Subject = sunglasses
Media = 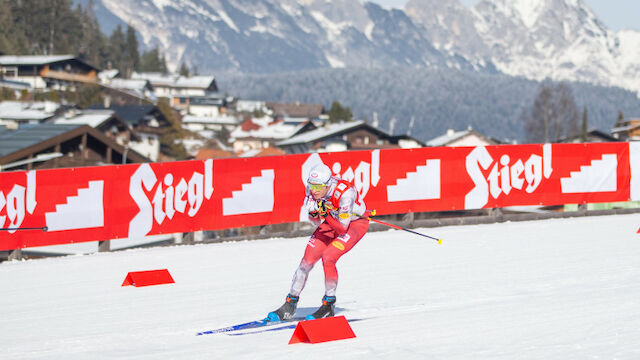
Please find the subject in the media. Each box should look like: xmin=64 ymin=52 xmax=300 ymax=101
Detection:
xmin=308 ymin=183 xmax=327 ymax=191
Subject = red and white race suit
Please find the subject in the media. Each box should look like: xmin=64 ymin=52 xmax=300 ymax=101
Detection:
xmin=289 ymin=176 xmax=369 ymax=297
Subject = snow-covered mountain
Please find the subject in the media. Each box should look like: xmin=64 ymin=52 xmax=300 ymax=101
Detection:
xmin=86 ymin=0 xmax=485 ymax=74
xmin=471 ymin=0 xmax=638 ymax=92
xmin=406 ymin=0 xmax=640 ymax=94
xmin=84 ymin=0 xmax=640 ymax=94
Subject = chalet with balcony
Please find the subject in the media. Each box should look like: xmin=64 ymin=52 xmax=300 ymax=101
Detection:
xmin=0 ymin=55 xmax=99 ymax=90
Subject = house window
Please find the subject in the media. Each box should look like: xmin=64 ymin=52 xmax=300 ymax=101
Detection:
xmin=2 ymin=67 xmax=18 ymax=77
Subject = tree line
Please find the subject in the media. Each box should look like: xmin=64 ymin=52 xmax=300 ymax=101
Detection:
xmin=0 ymin=0 xmax=167 ymax=76
xmin=217 ymin=67 xmax=640 ymax=143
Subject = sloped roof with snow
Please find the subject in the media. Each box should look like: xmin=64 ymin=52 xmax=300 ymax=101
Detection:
xmin=131 ymin=72 xmax=216 ymax=90
xmin=175 ymin=76 xmax=216 ymax=88
xmin=109 ymin=79 xmax=151 ymax=92
xmin=231 ymin=117 xmax=311 ymax=140
xmin=0 ymin=55 xmax=75 ymax=65
xmin=276 ymin=120 xmax=373 ymax=146
xmin=0 ymin=101 xmax=59 ymax=121
xmin=98 ymin=69 xmax=119 ymax=81
xmin=182 ymin=114 xmax=238 ymax=125
xmin=52 ymin=110 xmax=116 ymax=128
xmin=0 ymin=55 xmax=99 ymax=71
xmin=426 ymin=129 xmax=472 ymax=147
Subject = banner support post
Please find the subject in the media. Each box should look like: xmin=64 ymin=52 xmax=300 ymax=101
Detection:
xmin=8 ymin=248 xmax=22 ymax=261
xmin=98 ymin=240 xmax=111 ymax=252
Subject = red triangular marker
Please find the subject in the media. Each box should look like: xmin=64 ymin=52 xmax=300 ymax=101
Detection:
xmin=121 ymin=269 xmax=175 ymax=287
xmin=289 ymin=316 xmax=355 ymax=344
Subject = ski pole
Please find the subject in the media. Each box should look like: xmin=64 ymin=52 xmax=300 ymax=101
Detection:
xmin=0 ymin=226 xmax=48 ymax=232
xmin=365 ymin=211 xmax=442 ymax=244
xmin=338 ymin=208 xmax=442 ymax=244
xmin=322 ymin=201 xmax=442 ymax=244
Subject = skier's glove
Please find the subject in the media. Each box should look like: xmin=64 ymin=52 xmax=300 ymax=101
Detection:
xmin=316 ymin=200 xmax=329 ymax=218
xmin=307 ymin=200 xmax=320 ymax=218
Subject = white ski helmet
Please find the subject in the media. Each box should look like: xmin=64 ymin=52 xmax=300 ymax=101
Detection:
xmin=307 ymin=164 xmax=332 ymax=185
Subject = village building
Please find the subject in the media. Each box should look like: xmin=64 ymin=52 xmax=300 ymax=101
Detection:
xmin=51 ymin=109 xmax=138 ymax=147
xmin=234 ymin=100 xmax=268 ymax=114
xmin=106 ymin=78 xmax=156 ymax=101
xmin=130 ymin=72 xmax=218 ymax=110
xmin=557 ymin=129 xmax=619 ymax=143
xmin=231 ymin=116 xmax=316 ymax=155
xmin=266 ymin=102 xmax=326 ymax=125
xmin=0 ymin=101 xmax=61 ymax=128
xmin=181 ymin=114 xmax=238 ymax=135
xmin=87 ymin=104 xmax=167 ymax=161
xmin=0 ymin=55 xmax=99 ymax=91
xmin=276 ymin=120 xmax=424 ymax=154
xmin=611 ymin=119 xmax=640 ymax=141
xmin=426 ymin=127 xmax=498 ymax=147
xmin=0 ymin=123 xmax=148 ymax=171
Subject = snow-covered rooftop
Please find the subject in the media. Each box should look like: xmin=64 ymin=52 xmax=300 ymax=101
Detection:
xmin=276 ymin=120 xmax=367 ymax=146
xmin=0 ymin=101 xmax=59 ymax=121
xmin=131 ymin=72 xmax=215 ymax=89
xmin=108 ymin=79 xmax=150 ymax=92
xmin=175 ymin=76 xmax=215 ymax=88
xmin=131 ymin=72 xmax=178 ymax=86
xmin=426 ymin=129 xmax=471 ymax=147
xmin=98 ymin=69 xmax=120 ymax=81
xmin=182 ymin=115 xmax=238 ymax=125
xmin=231 ymin=117 xmax=309 ymax=140
xmin=52 ymin=110 xmax=116 ymax=128
xmin=0 ymin=55 xmax=75 ymax=65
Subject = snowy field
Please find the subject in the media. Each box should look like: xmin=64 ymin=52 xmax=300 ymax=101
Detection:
xmin=2 ymin=214 xmax=640 ymax=359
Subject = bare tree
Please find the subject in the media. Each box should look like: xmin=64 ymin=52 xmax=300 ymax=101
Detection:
xmin=521 ymin=82 xmax=579 ymax=143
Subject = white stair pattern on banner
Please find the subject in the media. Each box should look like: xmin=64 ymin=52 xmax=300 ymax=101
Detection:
xmin=631 ymin=143 xmax=640 ymax=201
xmin=387 ymin=159 xmax=440 ymax=202
xmin=45 ymin=181 xmax=104 ymax=231
xmin=222 ymin=169 xmax=275 ymax=215
xmin=560 ymin=154 xmax=617 ymax=193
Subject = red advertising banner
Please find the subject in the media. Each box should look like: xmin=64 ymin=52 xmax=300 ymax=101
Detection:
xmin=0 ymin=142 xmax=636 ymax=250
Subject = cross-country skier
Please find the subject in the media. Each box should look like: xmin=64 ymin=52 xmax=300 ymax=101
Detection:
xmin=267 ymin=163 xmax=370 ymax=321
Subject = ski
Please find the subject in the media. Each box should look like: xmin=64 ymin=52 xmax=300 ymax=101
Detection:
xmin=226 ymin=323 xmax=299 ymax=336
xmin=196 ymin=317 xmax=305 ymax=336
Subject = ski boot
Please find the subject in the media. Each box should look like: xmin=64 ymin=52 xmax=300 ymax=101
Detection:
xmin=266 ymin=294 xmax=299 ymax=321
xmin=305 ymin=295 xmax=336 ymax=320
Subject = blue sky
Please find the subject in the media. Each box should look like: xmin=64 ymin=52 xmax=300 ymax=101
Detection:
xmin=369 ymin=0 xmax=640 ymax=32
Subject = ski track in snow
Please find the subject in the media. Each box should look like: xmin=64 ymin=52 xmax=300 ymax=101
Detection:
xmin=1 ymin=214 xmax=640 ymax=359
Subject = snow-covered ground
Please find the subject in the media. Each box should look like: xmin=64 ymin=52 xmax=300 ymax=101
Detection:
xmin=2 ymin=214 xmax=639 ymax=359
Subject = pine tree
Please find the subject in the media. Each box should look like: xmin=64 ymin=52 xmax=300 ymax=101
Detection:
xmin=157 ymin=98 xmax=188 ymax=160
xmin=139 ymin=46 xmax=168 ymax=73
xmin=108 ymin=25 xmax=127 ymax=73
xmin=615 ymin=110 xmax=625 ymax=128
xmin=125 ymin=25 xmax=140 ymax=76
xmin=179 ymin=62 xmax=190 ymax=77
xmin=581 ymin=107 xmax=588 ymax=142
xmin=328 ymin=100 xmax=353 ymax=123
